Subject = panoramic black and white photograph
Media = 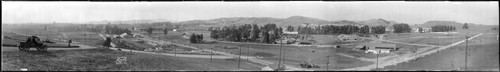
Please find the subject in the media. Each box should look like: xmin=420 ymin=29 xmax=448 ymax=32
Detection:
xmin=1 ymin=1 xmax=499 ymax=71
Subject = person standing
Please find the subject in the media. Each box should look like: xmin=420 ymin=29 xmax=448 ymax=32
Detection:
xmin=68 ymin=39 xmax=72 ymax=47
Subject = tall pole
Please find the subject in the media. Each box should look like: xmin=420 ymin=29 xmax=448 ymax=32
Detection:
xmin=326 ymin=55 xmax=330 ymax=71
xmin=376 ymin=50 xmax=380 ymax=71
xmin=238 ymin=47 xmax=242 ymax=70
xmin=465 ymin=32 xmax=468 ymax=71
xmin=84 ymin=34 xmax=87 ymax=44
xmin=247 ymin=45 xmax=250 ymax=60
xmin=174 ymin=47 xmax=177 ymax=57
xmin=211 ymin=48 xmax=213 ymax=63
xmin=278 ymin=35 xmax=283 ymax=71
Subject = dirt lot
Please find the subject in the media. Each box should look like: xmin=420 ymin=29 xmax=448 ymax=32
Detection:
xmin=1 ymin=48 xmax=262 ymax=71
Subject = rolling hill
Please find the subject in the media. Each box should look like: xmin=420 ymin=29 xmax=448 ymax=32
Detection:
xmin=175 ymin=16 xmax=335 ymax=27
xmin=356 ymin=18 xmax=398 ymax=27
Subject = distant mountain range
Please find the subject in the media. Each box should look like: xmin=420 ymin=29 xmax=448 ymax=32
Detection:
xmin=176 ymin=16 xmax=334 ymax=27
xmin=83 ymin=16 xmax=494 ymax=28
xmin=84 ymin=19 xmax=178 ymax=24
xmin=175 ymin=16 xmax=404 ymax=27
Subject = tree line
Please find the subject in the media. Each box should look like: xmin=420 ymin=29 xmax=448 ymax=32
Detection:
xmin=431 ymin=25 xmax=455 ymax=32
xmin=296 ymin=25 xmax=386 ymax=35
xmin=209 ymin=23 xmax=283 ymax=44
xmin=104 ymin=24 xmax=132 ymax=35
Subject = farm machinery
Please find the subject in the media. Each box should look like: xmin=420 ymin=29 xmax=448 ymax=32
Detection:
xmin=18 ymin=36 xmax=48 ymax=51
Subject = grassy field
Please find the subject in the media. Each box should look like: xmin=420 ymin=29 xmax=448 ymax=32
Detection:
xmin=1 ymin=48 xmax=262 ymax=71
xmin=143 ymin=30 xmax=379 ymax=70
xmin=309 ymin=35 xmax=372 ymax=45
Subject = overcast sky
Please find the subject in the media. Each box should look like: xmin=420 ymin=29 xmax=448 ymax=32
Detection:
xmin=2 ymin=2 xmax=498 ymax=25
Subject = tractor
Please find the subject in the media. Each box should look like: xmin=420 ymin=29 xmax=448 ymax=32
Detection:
xmin=18 ymin=36 xmax=48 ymax=51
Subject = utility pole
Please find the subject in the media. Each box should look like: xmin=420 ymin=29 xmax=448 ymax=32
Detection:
xmin=278 ymin=34 xmax=283 ymax=71
xmin=376 ymin=50 xmax=380 ymax=71
xmin=238 ymin=47 xmax=242 ymax=70
xmin=211 ymin=48 xmax=213 ymax=63
xmin=247 ymin=45 xmax=250 ymax=60
xmin=326 ymin=55 xmax=330 ymax=71
xmin=465 ymin=32 xmax=469 ymax=71
xmin=174 ymin=47 xmax=177 ymax=57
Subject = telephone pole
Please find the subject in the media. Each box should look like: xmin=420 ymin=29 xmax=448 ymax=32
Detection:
xmin=174 ymin=47 xmax=177 ymax=57
xmin=277 ymin=34 xmax=283 ymax=71
xmin=247 ymin=45 xmax=250 ymax=60
xmin=465 ymin=32 xmax=469 ymax=71
xmin=376 ymin=50 xmax=380 ymax=71
xmin=326 ymin=55 xmax=330 ymax=71
xmin=210 ymin=48 xmax=213 ymax=63
xmin=238 ymin=47 xmax=242 ymax=70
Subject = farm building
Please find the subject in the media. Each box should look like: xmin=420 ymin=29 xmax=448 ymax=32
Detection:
xmin=412 ymin=27 xmax=432 ymax=33
xmin=337 ymin=34 xmax=361 ymax=41
xmin=356 ymin=43 xmax=398 ymax=54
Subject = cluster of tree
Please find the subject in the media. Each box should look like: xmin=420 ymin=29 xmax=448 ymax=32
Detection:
xmin=145 ymin=27 xmax=154 ymax=35
xmin=163 ymin=28 xmax=170 ymax=35
xmin=297 ymin=25 xmax=372 ymax=35
xmin=103 ymin=37 xmax=112 ymax=48
xmin=104 ymin=24 xmax=132 ymax=35
xmin=462 ymin=23 xmax=469 ymax=29
xmin=371 ymin=26 xmax=386 ymax=34
xmin=189 ymin=34 xmax=204 ymax=43
xmin=392 ymin=23 xmax=412 ymax=33
xmin=286 ymin=25 xmax=295 ymax=31
xmin=418 ymin=27 xmax=424 ymax=33
xmin=431 ymin=25 xmax=456 ymax=32
xmin=209 ymin=23 xmax=283 ymax=44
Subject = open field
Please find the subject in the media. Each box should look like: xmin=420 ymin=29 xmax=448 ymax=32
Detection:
xmin=145 ymin=30 xmax=379 ymax=70
xmin=1 ymin=48 xmax=262 ymax=71
xmin=309 ymin=35 xmax=372 ymax=45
